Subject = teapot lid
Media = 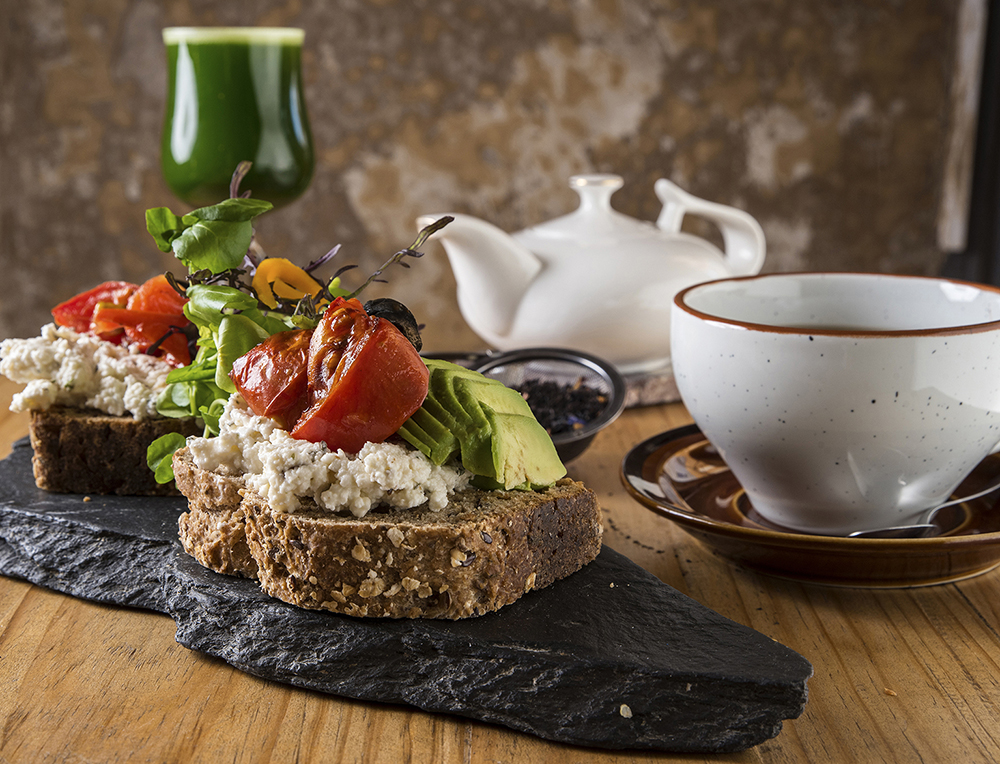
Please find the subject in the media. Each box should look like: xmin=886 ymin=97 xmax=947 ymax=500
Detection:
xmin=515 ymin=174 xmax=661 ymax=246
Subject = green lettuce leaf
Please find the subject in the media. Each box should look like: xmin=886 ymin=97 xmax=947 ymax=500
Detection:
xmin=145 ymin=208 xmax=184 ymax=253
xmin=147 ymin=432 xmax=189 ymax=484
xmin=171 ymin=219 xmax=254 ymax=274
xmin=183 ymin=284 xmax=260 ymax=327
xmin=215 ymin=314 xmax=272 ymax=393
xmin=200 ymin=397 xmax=227 ymax=435
xmin=163 ymin=363 xmax=217 ymax=383
xmin=145 ymin=198 xmax=273 ymax=274
xmin=184 ymin=197 xmax=273 ymax=222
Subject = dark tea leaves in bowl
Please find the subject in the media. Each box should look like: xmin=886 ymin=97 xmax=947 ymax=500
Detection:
xmin=517 ymin=377 xmax=608 ymax=435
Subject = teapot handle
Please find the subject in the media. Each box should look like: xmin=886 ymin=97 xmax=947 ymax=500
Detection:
xmin=654 ymin=179 xmax=765 ymax=276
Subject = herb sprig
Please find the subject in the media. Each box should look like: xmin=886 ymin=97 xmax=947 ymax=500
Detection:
xmin=347 ymin=215 xmax=453 ymax=299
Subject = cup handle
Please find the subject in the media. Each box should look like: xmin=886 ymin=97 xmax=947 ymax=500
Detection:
xmin=654 ymin=178 xmax=766 ymax=277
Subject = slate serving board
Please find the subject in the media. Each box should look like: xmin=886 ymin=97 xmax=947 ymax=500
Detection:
xmin=0 ymin=438 xmax=811 ymax=753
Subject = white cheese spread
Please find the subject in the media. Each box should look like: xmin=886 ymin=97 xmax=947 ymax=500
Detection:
xmin=0 ymin=323 xmax=172 ymax=419
xmin=188 ymin=394 xmax=471 ymax=517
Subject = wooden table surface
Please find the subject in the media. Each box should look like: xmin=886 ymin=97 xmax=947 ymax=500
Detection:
xmin=1 ymin=375 xmax=999 ymax=763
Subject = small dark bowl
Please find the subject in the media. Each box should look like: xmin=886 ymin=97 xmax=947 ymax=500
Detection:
xmin=471 ymin=348 xmax=627 ymax=462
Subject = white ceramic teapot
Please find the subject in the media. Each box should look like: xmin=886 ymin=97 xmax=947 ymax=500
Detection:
xmin=418 ymin=174 xmax=765 ymax=373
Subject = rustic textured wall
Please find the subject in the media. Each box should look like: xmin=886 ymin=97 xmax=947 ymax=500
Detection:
xmin=0 ymin=0 xmax=984 ymax=352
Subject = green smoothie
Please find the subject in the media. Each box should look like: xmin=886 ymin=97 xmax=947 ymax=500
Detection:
xmin=161 ymin=27 xmax=314 ymax=208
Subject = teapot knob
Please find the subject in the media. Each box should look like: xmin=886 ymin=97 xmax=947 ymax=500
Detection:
xmin=569 ymin=174 xmax=623 ymax=212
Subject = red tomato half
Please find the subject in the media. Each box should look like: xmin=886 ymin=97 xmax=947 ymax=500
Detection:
xmin=229 ymin=329 xmax=314 ymax=430
xmin=52 ymin=281 xmax=137 ymax=338
xmin=303 ymin=297 xmax=366 ymax=397
xmin=290 ymin=298 xmax=429 ymax=453
xmin=229 ymin=298 xmax=428 ymax=453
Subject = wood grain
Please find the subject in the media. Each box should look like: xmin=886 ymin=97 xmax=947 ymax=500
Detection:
xmin=1 ymin=375 xmax=999 ymax=763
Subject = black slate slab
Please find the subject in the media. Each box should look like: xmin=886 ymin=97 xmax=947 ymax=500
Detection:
xmin=0 ymin=438 xmax=811 ymax=752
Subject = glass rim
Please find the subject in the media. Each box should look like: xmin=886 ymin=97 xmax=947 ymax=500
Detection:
xmin=162 ymin=27 xmax=305 ymax=45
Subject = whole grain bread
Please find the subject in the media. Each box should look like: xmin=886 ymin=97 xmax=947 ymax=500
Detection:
xmin=29 ymin=407 xmax=202 ymax=496
xmin=173 ymin=447 xmax=603 ymax=619
xmin=173 ymin=456 xmax=256 ymax=578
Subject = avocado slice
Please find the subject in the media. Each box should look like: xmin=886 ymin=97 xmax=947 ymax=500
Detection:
xmin=396 ymin=417 xmax=436 ymax=461
xmin=427 ymin=361 xmax=478 ymax=433
xmin=448 ymin=375 xmax=503 ymax=478
xmin=417 ymin=392 xmax=496 ymax=478
xmin=482 ymin=403 xmax=566 ymax=489
xmin=398 ymin=398 xmax=459 ymax=464
xmin=455 ymin=376 xmax=534 ymax=416
xmin=452 ymin=375 xmax=553 ymax=485
xmin=398 ymin=358 xmax=565 ymax=490
xmin=399 ymin=360 xmax=496 ymax=478
xmin=399 ymin=407 xmax=459 ymax=465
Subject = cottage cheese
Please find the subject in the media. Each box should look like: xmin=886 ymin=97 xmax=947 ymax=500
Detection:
xmin=0 ymin=323 xmax=173 ymax=419
xmin=188 ymin=394 xmax=471 ymax=517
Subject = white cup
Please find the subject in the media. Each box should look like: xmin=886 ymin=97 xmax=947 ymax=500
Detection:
xmin=671 ymin=272 xmax=1000 ymax=535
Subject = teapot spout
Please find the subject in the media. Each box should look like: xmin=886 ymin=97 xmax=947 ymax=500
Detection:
xmin=416 ymin=213 xmax=542 ymax=344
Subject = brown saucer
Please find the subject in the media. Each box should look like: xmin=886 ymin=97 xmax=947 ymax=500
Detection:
xmin=621 ymin=425 xmax=1000 ymax=588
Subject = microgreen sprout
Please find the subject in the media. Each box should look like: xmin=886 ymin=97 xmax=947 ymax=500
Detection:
xmin=347 ymin=216 xmax=453 ymax=299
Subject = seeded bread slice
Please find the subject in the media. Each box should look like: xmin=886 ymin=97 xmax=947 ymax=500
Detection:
xmin=173 ymin=455 xmax=256 ymax=578
xmin=173 ymin=447 xmax=603 ymax=619
xmin=28 ymin=407 xmax=202 ymax=496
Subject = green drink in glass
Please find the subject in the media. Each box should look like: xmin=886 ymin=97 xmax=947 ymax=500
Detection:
xmin=161 ymin=27 xmax=314 ymax=208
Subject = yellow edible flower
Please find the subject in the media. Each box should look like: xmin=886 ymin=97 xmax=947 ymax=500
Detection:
xmin=252 ymin=258 xmax=326 ymax=309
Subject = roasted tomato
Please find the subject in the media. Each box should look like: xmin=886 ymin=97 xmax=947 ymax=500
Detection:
xmin=52 ymin=280 xmax=137 ymax=339
xmin=53 ymin=275 xmax=190 ymax=365
xmin=229 ymin=328 xmax=314 ymax=430
xmin=291 ymin=298 xmax=429 ymax=453
xmin=126 ymin=274 xmax=187 ymax=316
xmin=230 ymin=297 xmax=429 ymax=453
xmin=91 ymin=275 xmax=191 ymax=366
xmin=90 ymin=306 xmax=191 ymax=366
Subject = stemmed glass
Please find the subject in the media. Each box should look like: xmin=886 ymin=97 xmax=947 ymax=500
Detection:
xmin=160 ymin=27 xmax=314 ymax=209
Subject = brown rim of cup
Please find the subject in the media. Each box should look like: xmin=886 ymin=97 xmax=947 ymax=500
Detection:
xmin=673 ymin=271 xmax=1000 ymax=338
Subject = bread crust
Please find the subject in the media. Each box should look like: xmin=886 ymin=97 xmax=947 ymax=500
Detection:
xmin=29 ymin=407 xmax=202 ymax=496
xmin=173 ymin=447 xmax=603 ymax=619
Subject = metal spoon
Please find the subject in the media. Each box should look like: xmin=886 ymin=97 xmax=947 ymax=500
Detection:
xmin=847 ymin=474 xmax=1000 ymax=539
